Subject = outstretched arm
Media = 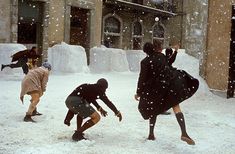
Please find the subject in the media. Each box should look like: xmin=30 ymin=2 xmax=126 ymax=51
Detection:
xmin=100 ymin=94 xmax=119 ymax=115
xmin=100 ymin=93 xmax=122 ymax=121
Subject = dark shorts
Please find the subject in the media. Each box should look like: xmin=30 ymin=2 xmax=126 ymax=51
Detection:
xmin=65 ymin=96 xmax=95 ymax=119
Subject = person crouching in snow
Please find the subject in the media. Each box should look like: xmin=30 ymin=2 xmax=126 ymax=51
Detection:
xmin=20 ymin=62 xmax=51 ymax=122
xmin=64 ymin=78 xmax=122 ymax=141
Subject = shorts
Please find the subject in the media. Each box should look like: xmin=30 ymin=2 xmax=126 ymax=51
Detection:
xmin=65 ymin=96 xmax=95 ymax=119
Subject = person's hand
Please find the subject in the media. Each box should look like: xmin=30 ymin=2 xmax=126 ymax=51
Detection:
xmin=116 ymin=111 xmax=122 ymax=122
xmin=134 ymin=94 xmax=140 ymax=101
xmin=98 ymin=107 xmax=108 ymax=117
xmin=173 ymin=44 xmax=180 ymax=52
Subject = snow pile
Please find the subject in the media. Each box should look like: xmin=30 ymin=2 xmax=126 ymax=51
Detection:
xmin=48 ymin=42 xmax=89 ymax=73
xmin=126 ymin=50 xmax=146 ymax=71
xmin=89 ymin=47 xmax=129 ymax=73
xmin=0 ymin=43 xmax=26 ymax=75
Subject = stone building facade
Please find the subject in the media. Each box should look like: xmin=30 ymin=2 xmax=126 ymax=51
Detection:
xmin=0 ymin=0 xmax=103 ymax=61
xmin=102 ymin=0 xmax=178 ymax=50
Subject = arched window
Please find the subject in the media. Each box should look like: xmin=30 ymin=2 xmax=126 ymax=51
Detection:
xmin=153 ymin=24 xmax=165 ymax=38
xmin=152 ymin=23 xmax=165 ymax=47
xmin=133 ymin=21 xmax=142 ymax=35
xmin=103 ymin=15 xmax=122 ymax=48
xmin=132 ymin=21 xmax=143 ymax=50
xmin=104 ymin=17 xmax=121 ymax=34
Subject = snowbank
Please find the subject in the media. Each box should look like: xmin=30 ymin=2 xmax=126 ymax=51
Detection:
xmin=48 ymin=42 xmax=89 ymax=73
xmin=0 ymin=43 xmax=27 ymax=76
xmin=89 ymin=47 xmax=129 ymax=73
xmin=126 ymin=50 xmax=146 ymax=71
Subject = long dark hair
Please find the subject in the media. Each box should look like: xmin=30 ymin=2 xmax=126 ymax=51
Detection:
xmin=143 ymin=42 xmax=154 ymax=55
xmin=165 ymin=48 xmax=173 ymax=58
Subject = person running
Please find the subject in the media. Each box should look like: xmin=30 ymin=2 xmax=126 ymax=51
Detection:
xmin=1 ymin=46 xmax=40 ymax=74
xmin=64 ymin=78 xmax=122 ymax=141
xmin=135 ymin=42 xmax=199 ymax=145
xmin=20 ymin=62 xmax=51 ymax=122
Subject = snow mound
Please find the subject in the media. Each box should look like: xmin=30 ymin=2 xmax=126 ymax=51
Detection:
xmin=48 ymin=42 xmax=89 ymax=73
xmin=126 ymin=50 xmax=146 ymax=71
xmin=89 ymin=47 xmax=129 ymax=73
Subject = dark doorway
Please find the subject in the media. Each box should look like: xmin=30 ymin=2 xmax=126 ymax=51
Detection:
xmin=70 ymin=7 xmax=90 ymax=60
xmin=18 ymin=0 xmax=43 ymax=48
xmin=227 ymin=5 xmax=235 ymax=98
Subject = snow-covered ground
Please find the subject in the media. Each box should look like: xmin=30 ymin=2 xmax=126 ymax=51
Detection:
xmin=0 ymin=45 xmax=235 ymax=154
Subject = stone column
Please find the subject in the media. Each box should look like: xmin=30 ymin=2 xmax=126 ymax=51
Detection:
xmin=41 ymin=1 xmax=50 ymax=61
xmin=10 ymin=0 xmax=18 ymax=43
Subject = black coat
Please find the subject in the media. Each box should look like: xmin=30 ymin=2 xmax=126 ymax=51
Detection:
xmin=69 ymin=83 xmax=119 ymax=114
xmin=136 ymin=52 xmax=199 ymax=119
xmin=11 ymin=49 xmax=40 ymax=62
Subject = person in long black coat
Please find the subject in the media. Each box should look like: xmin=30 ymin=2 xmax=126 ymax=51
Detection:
xmin=64 ymin=78 xmax=122 ymax=141
xmin=135 ymin=42 xmax=199 ymax=145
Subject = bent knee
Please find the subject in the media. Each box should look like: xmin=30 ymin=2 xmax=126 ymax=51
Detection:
xmin=91 ymin=112 xmax=101 ymax=124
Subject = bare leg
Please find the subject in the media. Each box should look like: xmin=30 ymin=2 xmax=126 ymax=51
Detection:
xmin=24 ymin=93 xmax=40 ymax=122
xmin=64 ymin=110 xmax=74 ymax=126
xmin=72 ymin=112 xmax=100 ymax=141
xmin=77 ymin=115 xmax=83 ymax=130
xmin=78 ymin=112 xmax=100 ymax=133
xmin=148 ymin=115 xmax=157 ymax=140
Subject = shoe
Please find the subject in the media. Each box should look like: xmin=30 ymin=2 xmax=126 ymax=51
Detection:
xmin=64 ymin=119 xmax=70 ymax=126
xmin=1 ymin=64 xmax=4 ymax=71
xmin=181 ymin=136 xmax=195 ymax=145
xmin=161 ymin=111 xmax=171 ymax=115
xmin=32 ymin=110 xmax=42 ymax=116
xmin=147 ymin=134 xmax=156 ymax=140
xmin=72 ymin=131 xmax=86 ymax=141
xmin=23 ymin=115 xmax=36 ymax=122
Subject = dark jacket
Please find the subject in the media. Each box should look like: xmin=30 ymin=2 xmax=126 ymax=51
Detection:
xmin=137 ymin=52 xmax=199 ymax=119
xmin=11 ymin=49 xmax=40 ymax=62
xmin=69 ymin=83 xmax=119 ymax=114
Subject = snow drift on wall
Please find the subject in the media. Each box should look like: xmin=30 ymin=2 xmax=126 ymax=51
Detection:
xmin=89 ymin=46 xmax=130 ymax=73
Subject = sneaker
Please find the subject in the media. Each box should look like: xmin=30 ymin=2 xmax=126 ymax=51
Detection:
xmin=64 ymin=120 xmax=70 ymax=126
xmin=181 ymin=136 xmax=195 ymax=145
xmin=72 ymin=131 xmax=86 ymax=141
xmin=1 ymin=64 xmax=4 ymax=71
xmin=147 ymin=134 xmax=156 ymax=140
xmin=23 ymin=115 xmax=36 ymax=122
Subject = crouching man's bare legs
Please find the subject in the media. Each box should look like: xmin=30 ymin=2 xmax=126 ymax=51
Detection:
xmin=172 ymin=104 xmax=195 ymax=145
xmin=72 ymin=111 xmax=100 ymax=141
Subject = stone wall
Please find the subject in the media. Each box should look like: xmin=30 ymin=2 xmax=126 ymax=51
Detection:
xmin=0 ymin=0 xmax=11 ymax=43
xmin=204 ymin=0 xmax=235 ymax=90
